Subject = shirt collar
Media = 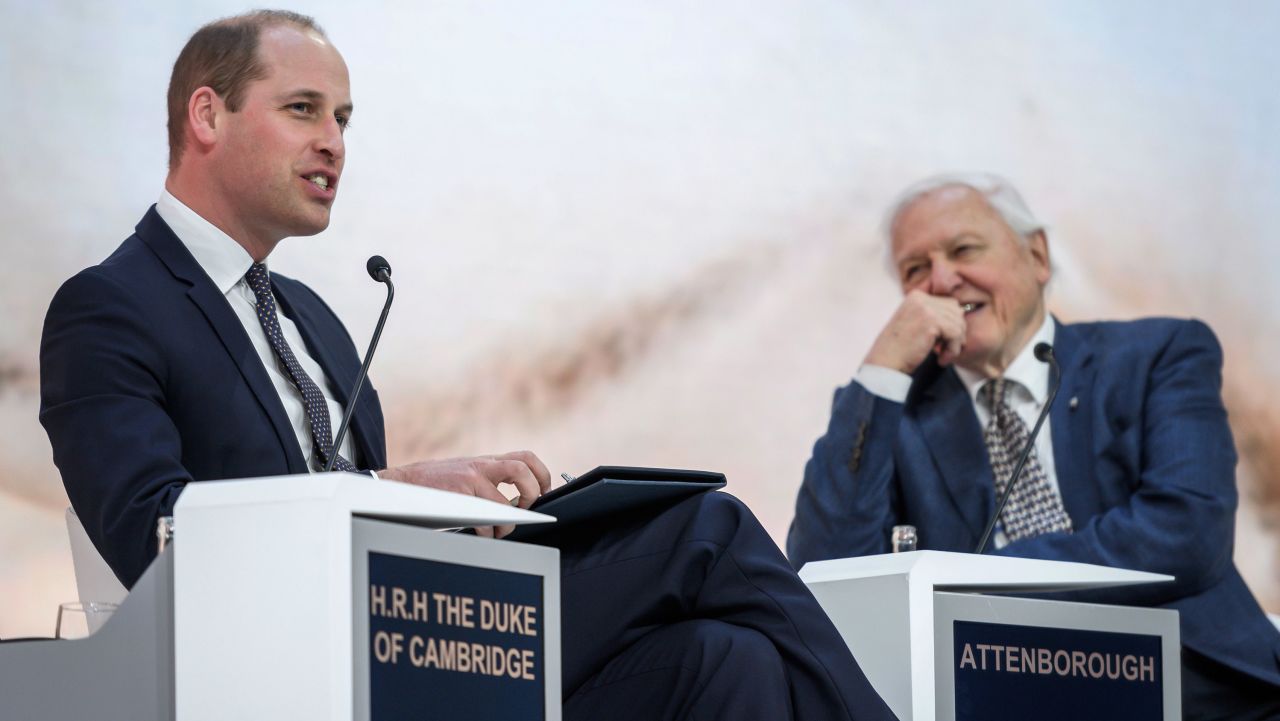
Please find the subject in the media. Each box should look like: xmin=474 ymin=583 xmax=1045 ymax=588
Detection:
xmin=955 ymin=314 xmax=1057 ymax=406
xmin=155 ymin=190 xmax=258 ymax=294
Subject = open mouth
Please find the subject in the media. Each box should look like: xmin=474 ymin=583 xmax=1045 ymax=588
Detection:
xmin=303 ymin=172 xmax=335 ymax=193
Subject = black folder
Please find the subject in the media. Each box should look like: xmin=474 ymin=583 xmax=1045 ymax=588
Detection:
xmin=505 ymin=466 xmax=727 ymax=542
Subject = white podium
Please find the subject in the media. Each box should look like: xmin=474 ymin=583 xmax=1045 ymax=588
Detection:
xmin=0 ymin=473 xmax=562 ymax=721
xmin=800 ymin=551 xmax=1181 ymax=721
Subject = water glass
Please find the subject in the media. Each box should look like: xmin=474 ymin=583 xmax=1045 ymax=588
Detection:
xmin=891 ymin=525 xmax=918 ymax=553
xmin=55 ymin=601 xmax=118 ymax=639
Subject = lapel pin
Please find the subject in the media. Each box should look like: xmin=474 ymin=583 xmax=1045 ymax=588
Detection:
xmin=1068 ymin=396 xmax=1079 ymax=411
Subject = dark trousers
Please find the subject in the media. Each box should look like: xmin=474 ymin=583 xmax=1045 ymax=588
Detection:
xmin=1182 ymin=647 xmax=1280 ymax=721
xmin=536 ymin=492 xmax=896 ymax=721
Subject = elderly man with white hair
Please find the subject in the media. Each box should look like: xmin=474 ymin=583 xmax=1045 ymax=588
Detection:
xmin=787 ymin=173 xmax=1280 ymax=720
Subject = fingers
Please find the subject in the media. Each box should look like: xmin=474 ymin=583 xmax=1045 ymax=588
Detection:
xmin=464 ymin=470 xmax=512 ymax=506
xmin=865 ymin=291 xmax=967 ymax=374
xmin=439 ymin=468 xmax=508 ymax=538
xmin=379 ymin=453 xmax=553 ymax=534
xmin=482 ymin=459 xmax=543 ymax=509
xmin=494 ymin=450 xmax=552 ymax=493
xmin=935 ymin=335 xmax=964 ymax=366
xmin=933 ymin=301 xmax=967 ymax=365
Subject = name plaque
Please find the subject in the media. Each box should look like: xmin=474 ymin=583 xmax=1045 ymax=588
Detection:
xmin=953 ymin=620 xmax=1162 ymax=721
xmin=367 ymin=551 xmax=545 ymax=720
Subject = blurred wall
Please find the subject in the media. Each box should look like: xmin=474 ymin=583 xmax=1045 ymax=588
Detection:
xmin=2 ymin=0 xmax=1277 ymax=637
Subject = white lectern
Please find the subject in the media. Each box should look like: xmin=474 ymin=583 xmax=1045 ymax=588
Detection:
xmin=0 ymin=473 xmax=561 ymax=721
xmin=800 ymin=551 xmax=1180 ymax=721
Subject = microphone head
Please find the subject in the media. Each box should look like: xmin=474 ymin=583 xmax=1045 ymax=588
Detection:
xmin=1033 ymin=342 xmax=1054 ymax=363
xmin=366 ymin=255 xmax=391 ymax=281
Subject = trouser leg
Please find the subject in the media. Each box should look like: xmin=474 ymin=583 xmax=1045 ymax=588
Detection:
xmin=563 ymin=619 xmax=791 ymax=721
xmin=539 ymin=492 xmax=895 ymax=721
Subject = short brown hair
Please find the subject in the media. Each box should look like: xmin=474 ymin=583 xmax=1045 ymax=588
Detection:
xmin=166 ymin=10 xmax=325 ymax=168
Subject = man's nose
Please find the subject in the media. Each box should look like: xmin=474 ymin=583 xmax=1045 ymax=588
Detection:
xmin=926 ymin=258 xmax=961 ymax=296
xmin=314 ymin=118 xmax=345 ymax=162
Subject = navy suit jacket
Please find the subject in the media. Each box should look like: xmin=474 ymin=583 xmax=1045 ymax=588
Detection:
xmin=788 ymin=317 xmax=1280 ymax=687
xmin=38 ymin=210 xmax=901 ymax=721
xmin=40 ymin=208 xmax=387 ymax=587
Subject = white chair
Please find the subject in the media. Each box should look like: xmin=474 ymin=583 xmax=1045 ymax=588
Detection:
xmin=64 ymin=507 xmax=127 ymax=605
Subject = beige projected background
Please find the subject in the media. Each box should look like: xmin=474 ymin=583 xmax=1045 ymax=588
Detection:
xmin=2 ymin=1 xmax=1277 ymax=637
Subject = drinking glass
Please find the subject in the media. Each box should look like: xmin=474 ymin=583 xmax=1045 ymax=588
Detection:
xmin=891 ymin=525 xmax=918 ymax=553
xmin=55 ymin=601 xmax=118 ymax=639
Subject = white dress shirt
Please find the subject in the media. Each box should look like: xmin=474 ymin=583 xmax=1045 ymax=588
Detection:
xmin=856 ymin=315 xmax=1061 ymax=548
xmin=155 ymin=190 xmax=359 ymax=471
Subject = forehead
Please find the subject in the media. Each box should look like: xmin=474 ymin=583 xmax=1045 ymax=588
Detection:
xmin=890 ymin=186 xmax=1008 ymax=260
xmin=253 ymin=25 xmax=351 ymax=100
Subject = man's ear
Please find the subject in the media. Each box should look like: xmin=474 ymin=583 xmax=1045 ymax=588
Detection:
xmin=186 ymin=86 xmax=223 ymax=150
xmin=1028 ymin=229 xmax=1052 ymax=285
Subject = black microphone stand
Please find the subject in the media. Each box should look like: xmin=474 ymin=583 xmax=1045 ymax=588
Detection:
xmin=326 ymin=257 xmax=394 ymax=472
xmin=973 ymin=343 xmax=1061 ymax=554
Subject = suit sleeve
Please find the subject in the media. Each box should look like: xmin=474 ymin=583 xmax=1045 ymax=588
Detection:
xmin=39 ymin=269 xmax=190 ymax=588
xmin=994 ymin=320 xmax=1239 ymax=605
xmin=787 ymin=381 xmax=905 ymax=567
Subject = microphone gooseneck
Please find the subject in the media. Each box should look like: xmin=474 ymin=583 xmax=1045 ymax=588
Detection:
xmin=326 ymin=255 xmax=396 ymax=472
xmin=972 ymin=342 xmax=1061 ymax=554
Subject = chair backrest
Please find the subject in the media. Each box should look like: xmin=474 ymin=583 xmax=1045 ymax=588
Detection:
xmin=64 ymin=508 xmax=127 ymax=605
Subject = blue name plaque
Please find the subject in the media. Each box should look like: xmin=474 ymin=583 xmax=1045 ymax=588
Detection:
xmin=367 ymin=551 xmax=545 ymax=720
xmin=953 ymin=620 xmax=1163 ymax=721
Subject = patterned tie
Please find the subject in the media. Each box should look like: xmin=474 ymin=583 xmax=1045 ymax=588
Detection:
xmin=979 ymin=378 xmax=1072 ymax=542
xmin=245 ymin=263 xmax=357 ymax=473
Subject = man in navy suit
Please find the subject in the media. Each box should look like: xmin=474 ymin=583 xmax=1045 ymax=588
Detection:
xmin=788 ymin=173 xmax=1280 ymax=719
xmin=39 ymin=11 xmax=893 ymax=721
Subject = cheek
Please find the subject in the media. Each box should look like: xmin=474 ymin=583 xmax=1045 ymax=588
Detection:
xmin=966 ymin=306 xmax=1008 ymax=344
xmin=968 ymin=315 xmax=997 ymax=340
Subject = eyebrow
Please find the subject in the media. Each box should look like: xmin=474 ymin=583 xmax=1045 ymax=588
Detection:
xmin=280 ymin=89 xmax=355 ymax=116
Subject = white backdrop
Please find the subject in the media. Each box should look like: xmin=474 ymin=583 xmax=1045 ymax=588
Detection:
xmin=2 ymin=0 xmax=1278 ymax=638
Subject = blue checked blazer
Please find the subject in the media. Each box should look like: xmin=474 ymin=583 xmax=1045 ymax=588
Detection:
xmin=789 ymin=317 xmax=1280 ymax=688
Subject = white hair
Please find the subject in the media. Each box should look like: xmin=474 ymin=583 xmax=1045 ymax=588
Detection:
xmin=880 ymin=172 xmax=1046 ymax=275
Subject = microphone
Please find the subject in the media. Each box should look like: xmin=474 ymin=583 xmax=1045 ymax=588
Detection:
xmin=972 ymin=342 xmax=1061 ymax=554
xmin=326 ymin=255 xmax=395 ymax=472
xmin=367 ymin=254 xmax=391 ymax=283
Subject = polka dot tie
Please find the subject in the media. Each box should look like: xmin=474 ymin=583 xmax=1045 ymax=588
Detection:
xmin=979 ymin=378 xmax=1073 ymax=543
xmin=245 ymin=263 xmax=356 ymax=473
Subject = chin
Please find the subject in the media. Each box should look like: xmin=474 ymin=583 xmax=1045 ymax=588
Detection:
xmin=289 ymin=214 xmax=332 ymax=237
xmin=954 ymin=345 xmax=996 ymax=372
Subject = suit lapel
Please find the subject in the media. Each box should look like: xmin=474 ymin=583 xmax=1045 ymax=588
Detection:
xmin=273 ymin=282 xmax=380 ymax=471
xmin=1048 ymin=320 xmax=1101 ymax=526
xmin=915 ymin=366 xmax=995 ymax=542
xmin=136 ymin=208 xmax=310 ymax=474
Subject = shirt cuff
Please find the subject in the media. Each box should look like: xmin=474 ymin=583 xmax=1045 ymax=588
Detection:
xmin=855 ymin=364 xmax=913 ymax=403
xmin=368 ymin=469 xmax=380 ymax=480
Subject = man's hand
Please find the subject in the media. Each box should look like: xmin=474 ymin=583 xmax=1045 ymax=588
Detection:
xmin=863 ymin=290 xmax=967 ymax=373
xmin=377 ymin=450 xmax=551 ymax=538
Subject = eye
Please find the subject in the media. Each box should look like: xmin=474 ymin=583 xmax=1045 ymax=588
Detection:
xmin=901 ymin=263 xmax=925 ymax=284
xmin=952 ymin=239 xmax=983 ymax=258
xmin=287 ymin=102 xmax=313 ymax=114
xmin=335 ymin=113 xmax=352 ymax=132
